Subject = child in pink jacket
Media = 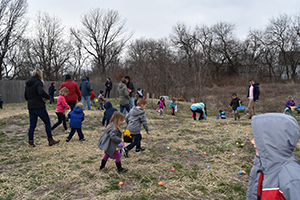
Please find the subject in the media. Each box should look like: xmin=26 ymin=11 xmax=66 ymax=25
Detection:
xmin=51 ymin=87 xmax=70 ymax=133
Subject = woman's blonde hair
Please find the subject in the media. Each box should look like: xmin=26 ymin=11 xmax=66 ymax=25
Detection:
xmin=32 ymin=69 xmax=44 ymax=83
xmin=288 ymin=95 xmax=293 ymax=99
xmin=109 ymin=111 xmax=125 ymax=128
xmin=59 ymin=87 xmax=69 ymax=95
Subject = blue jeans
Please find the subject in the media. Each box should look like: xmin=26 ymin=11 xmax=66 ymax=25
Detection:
xmin=98 ymin=103 xmax=104 ymax=110
xmin=28 ymin=108 xmax=52 ymax=142
xmin=67 ymin=128 xmax=84 ymax=140
xmin=126 ymin=133 xmax=142 ymax=151
xmin=129 ymin=97 xmax=134 ymax=109
xmin=120 ymin=104 xmax=130 ymax=116
xmin=82 ymin=96 xmax=91 ymax=110
xmin=49 ymin=95 xmax=54 ymax=105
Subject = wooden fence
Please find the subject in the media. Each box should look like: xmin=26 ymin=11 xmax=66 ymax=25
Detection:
xmin=0 ymin=80 xmax=142 ymax=104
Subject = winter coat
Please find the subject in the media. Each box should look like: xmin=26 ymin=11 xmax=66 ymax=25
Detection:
xmin=247 ymin=113 xmax=300 ymax=200
xmin=48 ymin=85 xmax=56 ymax=96
xmin=102 ymin=101 xmax=118 ymax=126
xmin=246 ymin=156 xmax=262 ymax=200
xmin=118 ymin=82 xmax=130 ymax=106
xmin=59 ymin=79 xmax=81 ymax=103
xmin=68 ymin=107 xmax=84 ymax=128
xmin=98 ymin=93 xmax=105 ymax=103
xmin=55 ymin=95 xmax=70 ymax=113
xmin=97 ymin=122 xmax=123 ymax=156
xmin=90 ymin=91 xmax=96 ymax=100
xmin=79 ymin=78 xmax=91 ymax=96
xmin=125 ymin=106 xmax=149 ymax=135
xmin=105 ymin=80 xmax=112 ymax=90
xmin=247 ymin=83 xmax=260 ymax=101
xmin=219 ymin=112 xmax=226 ymax=119
xmin=190 ymin=103 xmax=207 ymax=119
xmin=157 ymin=100 xmax=166 ymax=109
xmin=25 ymin=76 xmax=50 ymax=110
xmin=126 ymin=79 xmax=135 ymax=97
xmin=285 ymin=100 xmax=296 ymax=109
xmin=170 ymin=100 xmax=177 ymax=108
xmin=229 ymin=97 xmax=242 ymax=110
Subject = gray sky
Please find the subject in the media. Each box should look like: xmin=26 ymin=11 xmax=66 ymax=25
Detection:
xmin=27 ymin=0 xmax=300 ymax=40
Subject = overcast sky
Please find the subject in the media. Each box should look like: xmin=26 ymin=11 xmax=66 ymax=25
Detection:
xmin=26 ymin=0 xmax=299 ymax=40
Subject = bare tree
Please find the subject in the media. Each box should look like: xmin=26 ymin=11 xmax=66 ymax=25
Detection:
xmin=71 ymin=8 xmax=133 ymax=80
xmin=0 ymin=0 xmax=27 ymax=79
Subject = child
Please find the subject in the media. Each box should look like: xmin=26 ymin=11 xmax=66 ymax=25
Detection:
xmin=0 ymin=94 xmax=3 ymax=109
xmin=218 ymin=110 xmax=226 ymax=119
xmin=66 ymin=103 xmax=85 ymax=142
xmin=51 ymin=87 xmax=70 ymax=133
xmin=98 ymin=111 xmax=127 ymax=172
xmin=48 ymin=82 xmax=56 ymax=106
xmin=170 ymin=98 xmax=177 ymax=115
xmin=123 ymin=98 xmax=150 ymax=157
xmin=102 ymin=101 xmax=118 ymax=127
xmin=137 ymin=88 xmax=144 ymax=98
xmin=134 ymin=94 xmax=139 ymax=107
xmin=90 ymin=89 xmax=97 ymax=107
xmin=97 ymin=90 xmax=105 ymax=110
xmin=190 ymin=102 xmax=207 ymax=121
xmin=247 ymin=113 xmax=300 ymax=199
xmin=229 ymin=93 xmax=242 ymax=120
xmin=157 ymin=97 xmax=166 ymax=117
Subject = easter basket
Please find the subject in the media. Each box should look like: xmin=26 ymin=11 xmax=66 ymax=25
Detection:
xmin=123 ymin=129 xmax=133 ymax=143
xmin=236 ymin=102 xmax=246 ymax=113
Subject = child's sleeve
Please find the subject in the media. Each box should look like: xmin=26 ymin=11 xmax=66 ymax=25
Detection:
xmin=102 ymin=114 xmax=106 ymax=126
xmin=67 ymin=112 xmax=71 ymax=118
xmin=157 ymin=101 xmax=160 ymax=105
xmin=229 ymin=100 xmax=233 ymax=106
xmin=164 ymin=102 xmax=166 ymax=107
xmin=81 ymin=113 xmax=85 ymax=121
xmin=109 ymin=129 xmax=122 ymax=144
xmin=141 ymin=114 xmax=149 ymax=132
xmin=62 ymin=99 xmax=70 ymax=109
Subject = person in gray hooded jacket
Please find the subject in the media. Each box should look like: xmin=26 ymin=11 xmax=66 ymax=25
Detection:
xmin=117 ymin=78 xmax=130 ymax=116
xmin=247 ymin=113 xmax=300 ymax=200
xmin=123 ymin=98 xmax=150 ymax=157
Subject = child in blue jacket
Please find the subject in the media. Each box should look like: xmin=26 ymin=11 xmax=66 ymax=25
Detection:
xmin=170 ymin=98 xmax=177 ymax=115
xmin=66 ymin=103 xmax=85 ymax=142
xmin=102 ymin=101 xmax=118 ymax=127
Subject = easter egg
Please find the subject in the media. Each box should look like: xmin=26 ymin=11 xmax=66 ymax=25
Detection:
xmin=246 ymin=134 xmax=249 ymax=137
xmin=238 ymin=171 xmax=243 ymax=175
xmin=189 ymin=149 xmax=192 ymax=152
xmin=158 ymin=181 xmax=163 ymax=186
xmin=119 ymin=182 xmax=123 ymax=185
xmin=171 ymin=169 xmax=175 ymax=172
xmin=204 ymin=152 xmax=207 ymax=155
xmin=207 ymin=166 xmax=210 ymax=169
xmin=227 ymin=122 xmax=229 ymax=125
xmin=218 ymin=123 xmax=221 ymax=125
xmin=226 ymin=143 xmax=230 ymax=146
xmin=176 ymin=125 xmax=178 ymax=127
xmin=226 ymin=131 xmax=229 ymax=133
xmin=193 ymin=126 xmax=195 ymax=127
xmin=175 ymin=119 xmax=177 ymax=121
xmin=232 ymin=153 xmax=235 ymax=156
xmin=224 ymin=128 xmax=227 ymax=130
xmin=228 ymin=155 xmax=231 ymax=158
xmin=242 ymin=170 xmax=246 ymax=174
xmin=238 ymin=125 xmax=240 ymax=127
xmin=205 ymin=128 xmax=207 ymax=130
xmin=236 ymin=142 xmax=239 ymax=145
xmin=11 ymin=119 xmax=14 ymax=122
xmin=223 ymin=126 xmax=225 ymax=128
xmin=238 ymin=132 xmax=241 ymax=134
xmin=241 ymin=144 xmax=244 ymax=146
xmin=167 ymin=147 xmax=170 ymax=150
xmin=245 ymin=129 xmax=248 ymax=131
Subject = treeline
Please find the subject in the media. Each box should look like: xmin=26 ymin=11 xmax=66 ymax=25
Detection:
xmin=1 ymin=0 xmax=300 ymax=101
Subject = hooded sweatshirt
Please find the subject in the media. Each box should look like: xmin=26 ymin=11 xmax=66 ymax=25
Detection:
xmin=102 ymin=101 xmax=118 ymax=126
xmin=247 ymin=113 xmax=300 ymax=200
xmin=25 ymin=76 xmax=50 ymax=110
xmin=125 ymin=107 xmax=149 ymax=135
xmin=118 ymin=82 xmax=130 ymax=106
xmin=68 ymin=107 xmax=85 ymax=128
xmin=79 ymin=78 xmax=91 ymax=96
xmin=190 ymin=103 xmax=207 ymax=119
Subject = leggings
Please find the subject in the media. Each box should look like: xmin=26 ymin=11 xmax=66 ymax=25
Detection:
xmin=102 ymin=150 xmax=121 ymax=162
xmin=51 ymin=112 xmax=68 ymax=130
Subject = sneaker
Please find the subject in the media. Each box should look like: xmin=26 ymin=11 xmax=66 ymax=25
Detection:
xmin=123 ymin=148 xmax=129 ymax=158
xmin=65 ymin=130 xmax=70 ymax=134
xmin=66 ymin=138 xmax=70 ymax=142
xmin=238 ymin=116 xmax=240 ymax=120
xmin=234 ymin=118 xmax=237 ymax=121
xmin=118 ymin=168 xmax=128 ymax=173
xmin=80 ymin=138 xmax=86 ymax=142
xmin=135 ymin=148 xmax=145 ymax=153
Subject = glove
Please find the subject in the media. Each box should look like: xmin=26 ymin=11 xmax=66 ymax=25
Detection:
xmin=78 ymin=97 xmax=81 ymax=102
xmin=205 ymin=112 xmax=208 ymax=117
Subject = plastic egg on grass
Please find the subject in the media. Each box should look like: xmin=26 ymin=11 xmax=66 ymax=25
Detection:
xmin=238 ymin=171 xmax=243 ymax=175
xmin=241 ymin=144 xmax=244 ymax=146
xmin=119 ymin=182 xmax=123 ymax=185
xmin=218 ymin=123 xmax=221 ymax=125
xmin=176 ymin=125 xmax=178 ymax=127
xmin=228 ymin=155 xmax=231 ymax=158
xmin=238 ymin=132 xmax=241 ymax=134
xmin=226 ymin=143 xmax=230 ymax=146
xmin=232 ymin=153 xmax=235 ymax=156
xmin=171 ymin=169 xmax=175 ymax=172
xmin=246 ymin=134 xmax=249 ymax=137
xmin=167 ymin=147 xmax=170 ymax=150
xmin=236 ymin=142 xmax=239 ymax=145
xmin=207 ymin=166 xmax=210 ymax=169
xmin=205 ymin=128 xmax=207 ymax=130
xmin=204 ymin=152 xmax=207 ymax=155
xmin=226 ymin=131 xmax=229 ymax=133
xmin=223 ymin=126 xmax=225 ymax=128
xmin=158 ymin=181 xmax=163 ymax=186
xmin=224 ymin=128 xmax=227 ymax=130
xmin=242 ymin=170 xmax=246 ymax=174
xmin=238 ymin=125 xmax=240 ymax=127
xmin=189 ymin=149 xmax=192 ymax=152
xmin=227 ymin=122 xmax=229 ymax=125
xmin=245 ymin=129 xmax=248 ymax=131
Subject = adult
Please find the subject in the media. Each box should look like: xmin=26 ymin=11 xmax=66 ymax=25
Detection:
xmin=80 ymin=77 xmax=92 ymax=110
xmin=247 ymin=79 xmax=260 ymax=119
xmin=48 ymin=82 xmax=56 ymax=106
xmin=24 ymin=69 xmax=60 ymax=147
xmin=104 ymin=77 xmax=112 ymax=98
xmin=59 ymin=74 xmax=81 ymax=111
xmin=125 ymin=75 xmax=135 ymax=109
xmin=118 ymin=78 xmax=130 ymax=116
xmin=190 ymin=102 xmax=207 ymax=121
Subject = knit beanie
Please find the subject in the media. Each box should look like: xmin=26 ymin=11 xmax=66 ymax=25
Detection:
xmin=65 ymin=74 xmax=71 ymax=81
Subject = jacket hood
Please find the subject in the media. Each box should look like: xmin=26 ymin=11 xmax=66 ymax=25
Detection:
xmin=82 ymin=78 xmax=88 ymax=81
xmin=251 ymin=113 xmax=299 ymax=172
xmin=26 ymin=76 xmax=40 ymax=87
xmin=74 ymin=106 xmax=83 ymax=114
xmin=118 ymin=82 xmax=126 ymax=89
xmin=130 ymin=107 xmax=145 ymax=117
xmin=104 ymin=101 xmax=112 ymax=109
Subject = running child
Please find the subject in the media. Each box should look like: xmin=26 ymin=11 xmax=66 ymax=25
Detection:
xmin=66 ymin=103 xmax=85 ymax=142
xmin=157 ymin=97 xmax=166 ymax=117
xmin=170 ymin=98 xmax=177 ymax=115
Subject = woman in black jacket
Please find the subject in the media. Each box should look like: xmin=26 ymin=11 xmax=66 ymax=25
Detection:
xmin=25 ymin=69 xmax=60 ymax=147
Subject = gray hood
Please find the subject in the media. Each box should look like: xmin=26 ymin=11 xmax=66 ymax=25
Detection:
xmin=251 ymin=113 xmax=299 ymax=173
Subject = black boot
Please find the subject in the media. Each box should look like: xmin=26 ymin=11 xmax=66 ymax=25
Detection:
xmin=116 ymin=161 xmax=127 ymax=173
xmin=100 ymin=160 xmax=107 ymax=170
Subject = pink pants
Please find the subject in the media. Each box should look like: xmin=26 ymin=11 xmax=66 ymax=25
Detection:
xmin=102 ymin=150 xmax=121 ymax=162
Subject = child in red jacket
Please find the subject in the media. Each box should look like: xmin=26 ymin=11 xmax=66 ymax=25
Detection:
xmin=51 ymin=87 xmax=70 ymax=133
xmin=90 ymin=89 xmax=97 ymax=107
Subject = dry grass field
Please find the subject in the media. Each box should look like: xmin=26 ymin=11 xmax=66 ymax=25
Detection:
xmin=0 ymin=93 xmax=300 ymax=199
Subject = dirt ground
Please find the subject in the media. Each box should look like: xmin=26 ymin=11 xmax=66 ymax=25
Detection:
xmin=0 ymin=99 xmax=300 ymax=200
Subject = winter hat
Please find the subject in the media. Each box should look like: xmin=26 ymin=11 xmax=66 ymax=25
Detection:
xmin=124 ymin=75 xmax=130 ymax=81
xmin=191 ymin=106 xmax=197 ymax=111
xmin=99 ymin=89 xmax=104 ymax=94
xmin=65 ymin=74 xmax=71 ymax=81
